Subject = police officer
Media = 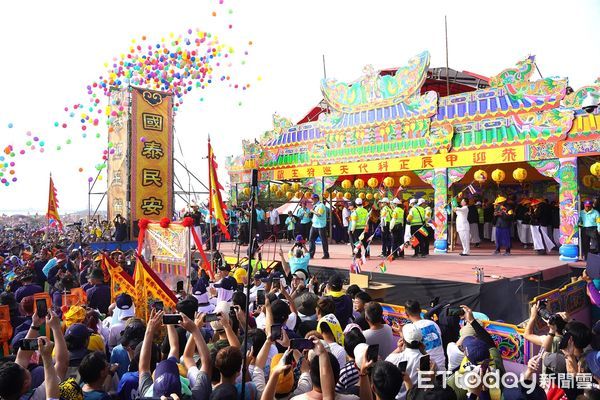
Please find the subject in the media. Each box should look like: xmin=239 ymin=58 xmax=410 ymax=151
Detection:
xmin=379 ymin=198 xmax=392 ymax=258
xmin=390 ymin=198 xmax=405 ymax=259
xmin=350 ymin=198 xmax=369 ymax=259
xmin=407 ymin=198 xmax=428 ymax=258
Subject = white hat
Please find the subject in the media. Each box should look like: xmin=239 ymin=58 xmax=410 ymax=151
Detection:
xmin=355 ymin=198 xmax=363 ymax=205
xmin=392 ymin=198 xmax=402 ymax=205
xmin=354 ymin=343 xmax=369 ymax=369
xmin=417 ymin=198 xmax=426 ymax=205
xmin=380 ymin=197 xmax=389 ymax=203
xmin=409 ymin=198 xmax=417 ymax=205
xmin=402 ymin=323 xmax=423 ymax=345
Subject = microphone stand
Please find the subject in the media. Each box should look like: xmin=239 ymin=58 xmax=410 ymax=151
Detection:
xmin=240 ymin=177 xmax=257 ymax=400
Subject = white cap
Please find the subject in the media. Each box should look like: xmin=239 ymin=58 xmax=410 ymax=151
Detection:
xmin=417 ymin=198 xmax=426 ymax=205
xmin=402 ymin=323 xmax=423 ymax=345
xmin=409 ymin=198 xmax=417 ymax=205
xmin=380 ymin=197 xmax=389 ymax=203
xmin=354 ymin=343 xmax=369 ymax=369
xmin=355 ymin=198 xmax=363 ymax=205
xmin=392 ymin=198 xmax=402 ymax=205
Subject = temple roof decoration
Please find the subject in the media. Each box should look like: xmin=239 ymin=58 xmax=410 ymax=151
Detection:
xmin=563 ymin=78 xmax=600 ymax=109
xmin=227 ymin=52 xmax=596 ymax=182
xmin=489 ymin=55 xmax=536 ymax=88
xmin=321 ymin=51 xmax=430 ymax=113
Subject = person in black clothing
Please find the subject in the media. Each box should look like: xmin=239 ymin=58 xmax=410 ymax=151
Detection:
xmin=483 ymin=199 xmax=494 ymax=241
xmin=530 ymin=199 xmax=555 ymax=255
xmin=113 ymin=214 xmax=128 ymax=242
xmin=352 ymin=291 xmax=371 ymax=330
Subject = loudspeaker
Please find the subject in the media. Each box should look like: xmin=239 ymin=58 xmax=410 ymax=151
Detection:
xmin=251 ymin=169 xmax=259 ymax=187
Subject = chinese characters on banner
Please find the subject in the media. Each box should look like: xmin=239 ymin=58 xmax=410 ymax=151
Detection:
xmin=107 ymin=89 xmax=130 ymax=222
xmin=260 ymin=146 xmax=527 ymax=180
xmin=130 ymin=88 xmax=173 ymax=225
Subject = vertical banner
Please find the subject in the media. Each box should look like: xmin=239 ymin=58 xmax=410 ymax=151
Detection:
xmin=107 ymin=89 xmax=130 ymax=223
xmin=130 ymin=88 xmax=174 ymax=230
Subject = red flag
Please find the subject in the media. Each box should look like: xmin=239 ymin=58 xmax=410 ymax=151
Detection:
xmin=208 ymin=140 xmax=230 ymax=240
xmin=46 ymin=175 xmax=63 ymax=230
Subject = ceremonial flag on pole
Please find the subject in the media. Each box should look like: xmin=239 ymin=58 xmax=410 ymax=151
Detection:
xmin=46 ymin=175 xmax=63 ymax=230
xmin=466 ymin=184 xmax=476 ymax=195
xmin=101 ymin=254 xmax=136 ymax=302
xmin=417 ymin=226 xmax=429 ymax=237
xmin=134 ymin=254 xmax=177 ymax=319
xmin=208 ymin=139 xmax=230 ymax=240
xmin=378 ymin=262 xmax=387 ymax=273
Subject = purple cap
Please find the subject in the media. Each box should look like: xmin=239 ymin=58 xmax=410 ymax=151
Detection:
xmin=115 ymin=293 xmax=133 ymax=310
xmin=153 ymin=357 xmax=182 ymax=397
xmin=584 ymin=200 xmax=593 ymax=206
xmin=65 ymin=323 xmax=93 ymax=340
xmin=462 ymin=336 xmax=490 ymax=364
xmin=214 ymin=276 xmax=236 ymax=290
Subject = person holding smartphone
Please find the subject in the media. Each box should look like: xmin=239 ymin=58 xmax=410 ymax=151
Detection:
xmin=385 ymin=324 xmax=425 ymax=399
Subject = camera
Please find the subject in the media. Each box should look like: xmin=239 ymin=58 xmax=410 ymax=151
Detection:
xmin=537 ymin=299 xmax=565 ymax=329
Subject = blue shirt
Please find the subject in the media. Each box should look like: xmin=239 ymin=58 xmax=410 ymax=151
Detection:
xmin=289 ymin=253 xmax=310 ymax=280
xmin=311 ymin=202 xmax=327 ymax=228
xmin=110 ymin=345 xmax=131 ymax=379
xmin=580 ymin=209 xmax=600 ymax=229
xmin=296 ymin=207 xmax=311 ymax=224
xmin=256 ymin=209 xmax=265 ymax=222
xmin=117 ymin=371 xmax=139 ymax=400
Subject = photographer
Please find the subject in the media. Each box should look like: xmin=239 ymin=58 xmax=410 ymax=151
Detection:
xmin=524 ymin=301 xmax=567 ymax=354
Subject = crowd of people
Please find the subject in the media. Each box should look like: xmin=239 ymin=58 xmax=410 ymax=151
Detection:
xmin=2 ymin=216 xmax=600 ymax=400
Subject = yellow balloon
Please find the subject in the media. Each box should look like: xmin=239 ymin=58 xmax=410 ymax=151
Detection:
xmin=383 ymin=177 xmax=395 ymax=188
xmin=243 ymin=187 xmax=251 ymax=196
xmin=286 ymin=191 xmax=293 ymax=200
xmin=337 ymin=192 xmax=344 ymax=200
xmin=281 ymin=183 xmax=290 ymax=192
xmin=344 ymin=192 xmax=352 ymax=200
xmin=591 ymin=162 xmax=600 ymax=177
xmin=291 ymin=182 xmax=300 ymax=191
xmin=295 ymin=191 xmax=303 ymax=199
xmin=358 ymin=192 xmax=366 ymax=199
xmin=374 ymin=192 xmax=381 ymax=200
xmin=270 ymin=184 xmax=279 ymax=193
xmin=341 ymin=179 xmax=352 ymax=189
xmin=367 ymin=177 xmax=379 ymax=188
xmin=582 ymin=175 xmax=594 ymax=188
xmin=491 ymin=169 xmax=506 ymax=183
xmin=474 ymin=170 xmax=488 ymax=183
xmin=399 ymin=175 xmax=411 ymax=187
xmin=366 ymin=193 xmax=374 ymax=200
xmin=304 ymin=191 xmax=313 ymax=199
xmin=512 ymin=168 xmax=527 ymax=182
xmin=323 ymin=191 xmax=330 ymax=199
xmin=354 ymin=178 xmax=365 ymax=189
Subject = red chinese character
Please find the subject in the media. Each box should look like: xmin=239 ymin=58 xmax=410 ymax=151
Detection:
xmin=339 ymin=165 xmax=349 ymax=175
xmin=276 ymin=170 xmax=284 ymax=180
xmin=445 ymin=154 xmax=458 ymax=166
xmin=358 ymin=163 xmax=368 ymax=173
xmin=378 ymin=161 xmax=389 ymax=172
xmin=472 ymin=151 xmax=487 ymax=164
xmin=323 ymin=166 xmax=332 ymax=175
xmin=292 ymin=169 xmax=299 ymax=178
xmin=421 ymin=157 xmax=433 ymax=168
xmin=307 ymin=168 xmax=315 ymax=177
xmin=502 ymin=148 xmax=517 ymax=162
xmin=398 ymin=159 xmax=409 ymax=170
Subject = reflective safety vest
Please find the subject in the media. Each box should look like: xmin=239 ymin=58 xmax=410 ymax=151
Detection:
xmin=380 ymin=206 xmax=392 ymax=224
xmin=390 ymin=206 xmax=404 ymax=230
xmin=408 ymin=206 xmax=425 ymax=226
xmin=352 ymin=207 xmax=368 ymax=229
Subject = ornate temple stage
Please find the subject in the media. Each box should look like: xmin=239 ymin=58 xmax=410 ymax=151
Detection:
xmin=219 ymin=241 xmax=583 ymax=324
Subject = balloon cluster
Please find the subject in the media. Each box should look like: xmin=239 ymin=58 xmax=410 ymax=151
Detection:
xmin=1 ymin=1 xmax=255 ymax=188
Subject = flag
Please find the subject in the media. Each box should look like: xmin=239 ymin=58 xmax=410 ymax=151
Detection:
xmin=46 ymin=175 xmax=63 ymax=230
xmin=417 ymin=226 xmax=429 ymax=237
xmin=386 ymin=254 xmax=394 ymax=263
xmin=379 ymin=262 xmax=387 ymax=273
xmin=378 ymin=184 xmax=386 ymax=197
xmin=350 ymin=260 xmax=362 ymax=274
xmin=102 ymin=254 xmax=136 ymax=302
xmin=466 ymin=184 xmax=476 ymax=195
xmin=134 ymin=254 xmax=177 ymax=319
xmin=208 ymin=139 xmax=231 ymax=240
xmin=410 ymin=236 xmax=420 ymax=247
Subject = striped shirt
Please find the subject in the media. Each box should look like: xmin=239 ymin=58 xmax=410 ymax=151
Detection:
xmin=336 ymin=360 xmax=359 ymax=392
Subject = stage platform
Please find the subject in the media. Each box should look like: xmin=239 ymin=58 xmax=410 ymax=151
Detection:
xmin=219 ymin=240 xmax=583 ymax=324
